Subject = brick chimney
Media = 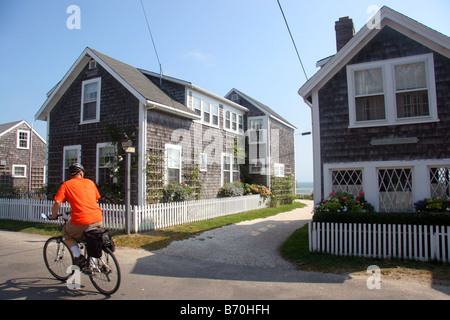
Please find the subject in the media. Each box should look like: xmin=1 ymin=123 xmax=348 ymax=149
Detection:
xmin=335 ymin=16 xmax=355 ymax=52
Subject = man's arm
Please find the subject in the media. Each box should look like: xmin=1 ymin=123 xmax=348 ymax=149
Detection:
xmin=52 ymin=201 xmax=61 ymax=220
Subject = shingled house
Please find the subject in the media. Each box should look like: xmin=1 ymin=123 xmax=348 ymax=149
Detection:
xmin=0 ymin=120 xmax=47 ymax=193
xmin=298 ymin=6 xmax=450 ymax=212
xmin=35 ymin=48 xmax=296 ymax=205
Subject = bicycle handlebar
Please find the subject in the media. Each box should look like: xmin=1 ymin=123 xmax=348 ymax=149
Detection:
xmin=41 ymin=212 xmax=71 ymax=221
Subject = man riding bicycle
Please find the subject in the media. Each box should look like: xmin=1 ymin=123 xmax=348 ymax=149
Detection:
xmin=51 ymin=163 xmax=103 ymax=268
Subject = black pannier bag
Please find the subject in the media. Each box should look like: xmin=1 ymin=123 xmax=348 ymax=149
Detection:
xmin=101 ymin=228 xmax=115 ymax=252
xmin=85 ymin=228 xmax=105 ymax=258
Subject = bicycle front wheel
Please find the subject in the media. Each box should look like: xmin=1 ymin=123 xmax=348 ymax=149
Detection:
xmin=43 ymin=236 xmax=74 ymax=281
xmin=88 ymin=248 xmax=121 ymax=295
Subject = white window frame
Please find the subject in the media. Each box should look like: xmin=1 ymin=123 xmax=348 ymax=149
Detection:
xmin=274 ymin=163 xmax=285 ymax=177
xmin=12 ymin=164 xmax=27 ymax=178
xmin=165 ymin=144 xmax=182 ymax=184
xmin=223 ymin=107 xmax=244 ymax=134
xmin=347 ymin=53 xmax=438 ymax=128
xmin=80 ymin=77 xmax=101 ymax=124
xmin=96 ymin=142 xmax=117 ymax=184
xmin=17 ymin=130 xmax=30 ymax=149
xmin=221 ymin=153 xmax=240 ymax=185
xmin=190 ymin=91 xmax=220 ymax=128
xmin=199 ymin=153 xmax=207 ymax=172
xmin=63 ymin=145 xmax=81 ymax=181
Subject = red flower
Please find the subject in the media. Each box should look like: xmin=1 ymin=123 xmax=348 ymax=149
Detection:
xmin=329 ymin=192 xmax=335 ymax=197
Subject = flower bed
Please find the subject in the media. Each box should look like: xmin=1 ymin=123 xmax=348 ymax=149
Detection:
xmin=314 ymin=192 xmax=374 ymax=214
xmin=414 ymin=197 xmax=450 ymax=213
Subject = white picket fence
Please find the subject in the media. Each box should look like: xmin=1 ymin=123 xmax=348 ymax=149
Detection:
xmin=309 ymin=222 xmax=450 ymax=263
xmin=0 ymin=195 xmax=266 ymax=232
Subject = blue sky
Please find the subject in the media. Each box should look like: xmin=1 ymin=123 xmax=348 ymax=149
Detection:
xmin=1 ymin=0 xmax=449 ymax=182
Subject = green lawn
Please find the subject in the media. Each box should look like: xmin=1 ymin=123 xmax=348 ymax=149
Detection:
xmin=280 ymin=224 xmax=450 ymax=283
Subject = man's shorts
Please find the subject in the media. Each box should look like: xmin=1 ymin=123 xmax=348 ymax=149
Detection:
xmin=62 ymin=221 xmax=103 ymax=243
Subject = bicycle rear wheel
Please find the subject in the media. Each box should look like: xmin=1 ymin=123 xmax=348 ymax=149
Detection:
xmin=43 ymin=236 xmax=74 ymax=281
xmin=88 ymin=248 xmax=121 ymax=295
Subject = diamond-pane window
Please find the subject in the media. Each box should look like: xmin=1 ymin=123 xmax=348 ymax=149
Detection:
xmin=331 ymin=169 xmax=363 ymax=195
xmin=430 ymin=167 xmax=450 ymax=198
xmin=378 ymin=168 xmax=413 ymax=212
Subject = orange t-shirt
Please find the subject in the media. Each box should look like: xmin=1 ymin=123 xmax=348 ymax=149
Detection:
xmin=54 ymin=177 xmax=103 ymax=226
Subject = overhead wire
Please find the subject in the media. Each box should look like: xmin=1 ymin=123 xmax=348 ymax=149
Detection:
xmin=140 ymin=0 xmax=163 ymax=86
xmin=276 ymin=0 xmax=309 ymax=81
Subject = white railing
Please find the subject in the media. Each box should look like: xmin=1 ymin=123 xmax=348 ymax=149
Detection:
xmin=309 ymin=222 xmax=450 ymax=263
xmin=0 ymin=195 xmax=266 ymax=232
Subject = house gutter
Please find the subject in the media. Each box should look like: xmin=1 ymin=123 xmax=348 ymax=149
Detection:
xmin=145 ymin=100 xmax=201 ymax=120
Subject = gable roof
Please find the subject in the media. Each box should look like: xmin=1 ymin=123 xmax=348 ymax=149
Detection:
xmin=35 ymin=47 xmax=199 ymax=122
xmin=0 ymin=120 xmax=46 ymax=143
xmin=226 ymin=88 xmax=297 ymax=130
xmin=298 ymin=6 xmax=450 ymax=101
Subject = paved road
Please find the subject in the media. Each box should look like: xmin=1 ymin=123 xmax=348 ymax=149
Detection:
xmin=0 ymin=200 xmax=449 ymax=303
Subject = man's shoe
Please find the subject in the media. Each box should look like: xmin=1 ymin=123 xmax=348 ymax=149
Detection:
xmin=73 ymin=255 xmax=87 ymax=269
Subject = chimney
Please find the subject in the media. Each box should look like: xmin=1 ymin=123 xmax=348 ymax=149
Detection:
xmin=335 ymin=16 xmax=355 ymax=52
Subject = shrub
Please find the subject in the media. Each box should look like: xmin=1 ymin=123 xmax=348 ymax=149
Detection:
xmin=218 ymin=181 xmax=244 ymax=198
xmin=244 ymin=184 xmax=271 ymax=199
xmin=162 ymin=182 xmax=194 ymax=202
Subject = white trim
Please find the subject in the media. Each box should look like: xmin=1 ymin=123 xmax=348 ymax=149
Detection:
xmin=311 ymin=89 xmax=322 ymax=205
xmin=138 ymin=101 xmax=147 ymax=205
xmin=80 ymin=77 xmax=101 ymax=124
xmin=12 ymin=164 xmax=27 ymax=178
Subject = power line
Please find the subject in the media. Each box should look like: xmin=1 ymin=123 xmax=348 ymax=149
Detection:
xmin=140 ymin=0 xmax=163 ymax=84
xmin=276 ymin=0 xmax=309 ymax=81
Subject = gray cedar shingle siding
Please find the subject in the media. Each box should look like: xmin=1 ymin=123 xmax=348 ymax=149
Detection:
xmin=318 ymin=27 xmax=450 ymax=166
xmin=147 ymin=108 xmax=242 ymax=199
xmin=0 ymin=121 xmax=46 ymax=191
xmin=47 ymin=60 xmax=140 ymax=199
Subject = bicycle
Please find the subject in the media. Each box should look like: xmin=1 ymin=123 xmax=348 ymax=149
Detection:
xmin=41 ymin=213 xmax=121 ymax=295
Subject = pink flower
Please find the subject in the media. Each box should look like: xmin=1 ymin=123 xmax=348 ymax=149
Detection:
xmin=329 ymin=192 xmax=335 ymax=197
xmin=356 ymin=201 xmax=360 ymax=204
xmin=360 ymin=191 xmax=365 ymax=195
xmin=342 ymin=197 xmax=347 ymax=200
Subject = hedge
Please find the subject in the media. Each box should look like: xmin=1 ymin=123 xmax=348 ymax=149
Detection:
xmin=312 ymin=211 xmax=450 ymax=226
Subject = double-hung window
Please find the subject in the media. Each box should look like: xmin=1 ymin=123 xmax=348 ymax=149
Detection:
xmin=354 ymin=67 xmax=386 ymax=122
xmin=166 ymin=144 xmax=182 ymax=184
xmin=395 ymin=61 xmax=429 ymax=118
xmin=347 ymin=53 xmax=437 ymax=127
xmin=81 ymin=78 xmax=101 ymax=124
xmin=63 ymin=145 xmax=81 ymax=181
xmin=191 ymin=92 xmax=219 ymax=127
xmin=222 ymin=153 xmax=239 ymax=185
xmin=17 ymin=130 xmax=30 ymax=149
xmin=224 ymin=108 xmax=244 ymax=134
xmin=97 ymin=142 xmax=116 ymax=184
